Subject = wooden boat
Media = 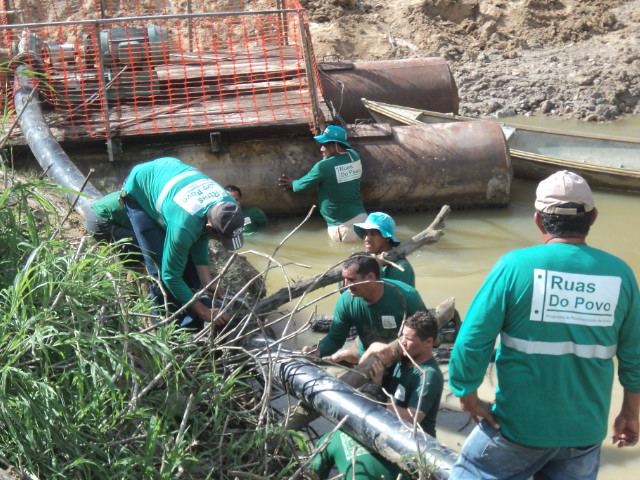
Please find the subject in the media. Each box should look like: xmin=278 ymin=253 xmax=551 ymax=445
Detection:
xmin=362 ymin=98 xmax=640 ymax=192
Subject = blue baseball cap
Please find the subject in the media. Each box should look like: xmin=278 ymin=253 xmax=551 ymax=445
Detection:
xmin=313 ymin=125 xmax=351 ymax=148
xmin=353 ymin=212 xmax=399 ymax=246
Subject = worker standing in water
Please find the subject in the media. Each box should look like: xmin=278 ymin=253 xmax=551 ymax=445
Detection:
xmin=278 ymin=125 xmax=367 ymax=242
xmin=353 ymin=211 xmax=415 ymax=286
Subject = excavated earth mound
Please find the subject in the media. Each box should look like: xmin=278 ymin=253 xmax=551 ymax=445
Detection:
xmin=302 ymin=0 xmax=640 ymax=120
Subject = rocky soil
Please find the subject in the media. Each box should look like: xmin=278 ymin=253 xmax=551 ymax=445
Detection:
xmin=302 ymin=0 xmax=640 ymax=121
xmin=11 ymin=0 xmax=638 ymax=121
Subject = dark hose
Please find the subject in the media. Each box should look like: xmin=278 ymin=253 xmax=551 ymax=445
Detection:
xmin=13 ymin=64 xmax=102 ymax=231
xmin=244 ymin=334 xmax=457 ymax=479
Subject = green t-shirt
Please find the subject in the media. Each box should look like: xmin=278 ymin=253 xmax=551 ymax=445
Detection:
xmin=449 ymin=243 xmax=640 ymax=447
xmin=319 ymin=279 xmax=426 ymax=357
xmin=388 ymin=357 xmax=443 ymax=437
xmin=242 ymin=206 xmax=270 ymax=235
xmin=123 ymin=157 xmax=237 ymax=305
xmin=310 ymin=430 xmax=410 ymax=480
xmin=91 ymin=191 xmax=132 ymax=229
xmin=381 ymin=257 xmax=415 ymax=287
xmin=292 ymin=149 xmax=366 ymax=226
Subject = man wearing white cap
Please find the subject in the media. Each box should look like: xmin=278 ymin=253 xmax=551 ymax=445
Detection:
xmin=123 ymin=157 xmax=244 ymax=330
xmin=278 ymin=125 xmax=367 ymax=242
xmin=354 ymin=211 xmax=415 ymax=286
xmin=448 ymin=171 xmax=640 ymax=479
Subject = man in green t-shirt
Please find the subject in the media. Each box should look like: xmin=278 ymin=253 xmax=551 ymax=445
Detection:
xmin=367 ymin=310 xmax=444 ymax=438
xmin=88 ymin=191 xmax=142 ymax=264
xmin=224 ymin=184 xmax=270 ymax=235
xmin=354 ymin=211 xmax=415 ymax=287
xmin=308 ymin=429 xmax=410 ymax=480
xmin=302 ymin=254 xmax=426 ymax=364
xmin=278 ymin=125 xmax=367 ymax=242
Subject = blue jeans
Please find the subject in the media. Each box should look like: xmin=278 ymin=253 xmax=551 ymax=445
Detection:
xmin=124 ymin=196 xmax=200 ymax=320
xmin=451 ymin=421 xmax=600 ymax=480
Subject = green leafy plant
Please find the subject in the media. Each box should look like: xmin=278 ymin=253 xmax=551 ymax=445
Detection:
xmin=0 ymin=177 xmax=304 ymax=479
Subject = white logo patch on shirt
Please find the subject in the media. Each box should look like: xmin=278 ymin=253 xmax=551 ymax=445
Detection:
xmin=173 ymin=179 xmax=226 ymax=215
xmin=334 ymin=160 xmax=362 ymax=183
xmin=530 ymin=269 xmax=620 ymax=326
xmin=339 ymin=433 xmax=366 ymax=462
xmin=394 ymin=384 xmax=406 ymax=402
xmin=381 ymin=315 xmax=397 ymax=329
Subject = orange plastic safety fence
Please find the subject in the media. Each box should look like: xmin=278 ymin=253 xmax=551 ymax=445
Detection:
xmin=1 ymin=0 xmax=325 ymax=141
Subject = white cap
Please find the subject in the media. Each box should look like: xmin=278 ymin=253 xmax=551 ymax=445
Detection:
xmin=535 ymin=170 xmax=594 ymax=215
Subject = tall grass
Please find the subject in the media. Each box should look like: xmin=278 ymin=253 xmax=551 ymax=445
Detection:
xmin=0 ymin=176 xmax=306 ymax=479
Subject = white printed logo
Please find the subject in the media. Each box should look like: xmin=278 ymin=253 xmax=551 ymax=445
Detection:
xmin=334 ymin=160 xmax=362 ymax=183
xmin=530 ymin=269 xmax=621 ymax=327
xmin=173 ymin=179 xmax=226 ymax=215
xmin=394 ymin=384 xmax=406 ymax=402
xmin=381 ymin=315 xmax=397 ymax=329
xmin=340 ymin=433 xmax=366 ymax=462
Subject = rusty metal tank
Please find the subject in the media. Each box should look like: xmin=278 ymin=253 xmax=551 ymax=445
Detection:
xmin=64 ymin=120 xmax=511 ymax=215
xmin=318 ymin=57 xmax=459 ymax=123
xmin=350 ymin=121 xmax=512 ymax=212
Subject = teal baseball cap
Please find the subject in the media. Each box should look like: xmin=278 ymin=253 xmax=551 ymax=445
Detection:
xmin=353 ymin=212 xmax=400 ymax=246
xmin=313 ymin=125 xmax=351 ymax=148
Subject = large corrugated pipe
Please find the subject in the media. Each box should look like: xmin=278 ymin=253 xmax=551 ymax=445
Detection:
xmin=244 ymin=334 xmax=457 ymax=479
xmin=13 ymin=64 xmax=102 ymax=231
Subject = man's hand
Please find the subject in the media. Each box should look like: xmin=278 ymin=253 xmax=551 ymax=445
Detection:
xmin=278 ymin=174 xmax=294 ymax=191
xmin=612 ymin=391 xmax=640 ymax=448
xmin=459 ymin=391 xmax=500 ymax=429
xmin=210 ymin=307 xmax=230 ymax=327
xmin=326 ymin=348 xmax=360 ymax=365
xmin=192 ymin=301 xmax=229 ymax=327
xmin=613 ymin=413 xmax=639 ymax=447
xmin=301 ymin=344 xmax=320 ymax=357
xmin=360 ymin=341 xmax=399 ymax=367
xmin=208 ymin=283 xmax=224 ymax=300
xmin=372 ymin=252 xmax=387 ymax=268
xmin=321 ymin=341 xmax=360 ymax=364
xmin=369 ymin=357 xmax=386 ymax=385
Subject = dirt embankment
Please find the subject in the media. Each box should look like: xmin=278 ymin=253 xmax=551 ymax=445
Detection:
xmin=302 ymin=0 xmax=640 ymax=121
xmin=9 ymin=0 xmax=638 ymax=121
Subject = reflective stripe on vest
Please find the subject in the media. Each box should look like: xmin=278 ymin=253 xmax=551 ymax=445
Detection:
xmin=501 ymin=332 xmax=617 ymax=360
xmin=155 ymin=170 xmax=200 ymax=218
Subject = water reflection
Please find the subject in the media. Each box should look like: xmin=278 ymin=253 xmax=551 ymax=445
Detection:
xmin=241 ymin=178 xmax=640 ymax=479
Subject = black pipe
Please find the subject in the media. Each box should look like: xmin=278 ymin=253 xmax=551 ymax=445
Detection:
xmin=13 ymin=65 xmax=102 ymax=231
xmin=245 ymin=335 xmax=457 ymax=479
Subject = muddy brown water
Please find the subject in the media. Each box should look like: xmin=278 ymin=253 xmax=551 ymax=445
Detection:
xmin=498 ymin=114 xmax=640 ymax=139
xmin=242 ymin=175 xmax=640 ymax=478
